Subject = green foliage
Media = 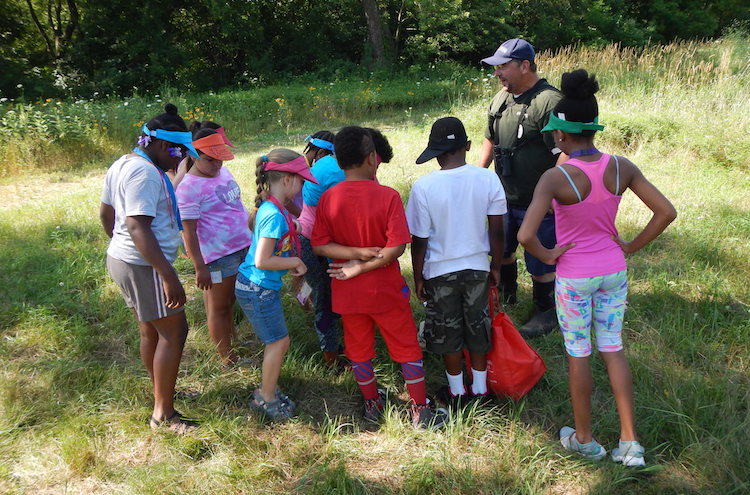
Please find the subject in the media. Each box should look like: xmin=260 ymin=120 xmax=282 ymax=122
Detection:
xmin=2 ymin=0 xmax=748 ymax=99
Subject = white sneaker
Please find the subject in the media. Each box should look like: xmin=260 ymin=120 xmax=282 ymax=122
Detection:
xmin=611 ymin=440 xmax=646 ymax=466
xmin=559 ymin=426 xmax=607 ymax=461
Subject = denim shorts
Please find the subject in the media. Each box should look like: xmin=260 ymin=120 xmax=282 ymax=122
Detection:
xmin=206 ymin=246 xmax=249 ymax=280
xmin=235 ymin=273 xmax=289 ymax=345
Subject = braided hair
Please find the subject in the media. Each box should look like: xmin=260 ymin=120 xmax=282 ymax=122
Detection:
xmin=303 ymin=130 xmax=335 ymax=156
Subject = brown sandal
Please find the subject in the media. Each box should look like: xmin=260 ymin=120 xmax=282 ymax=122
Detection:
xmin=149 ymin=410 xmax=199 ymax=435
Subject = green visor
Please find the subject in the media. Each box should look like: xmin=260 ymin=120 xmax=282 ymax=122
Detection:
xmin=541 ymin=112 xmax=605 ymax=134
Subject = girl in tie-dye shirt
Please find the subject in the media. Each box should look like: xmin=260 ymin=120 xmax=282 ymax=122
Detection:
xmin=176 ymin=127 xmax=252 ymax=365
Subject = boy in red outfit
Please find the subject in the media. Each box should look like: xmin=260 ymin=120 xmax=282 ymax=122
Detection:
xmin=312 ymin=126 xmax=447 ymax=429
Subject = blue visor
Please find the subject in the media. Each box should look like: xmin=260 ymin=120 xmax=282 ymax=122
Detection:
xmin=142 ymin=124 xmax=199 ymax=158
xmin=304 ymin=135 xmax=335 ymax=153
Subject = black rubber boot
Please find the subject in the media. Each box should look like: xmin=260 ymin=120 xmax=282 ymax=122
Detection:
xmin=519 ymin=280 xmax=557 ymax=339
xmin=499 ymin=262 xmax=518 ymax=305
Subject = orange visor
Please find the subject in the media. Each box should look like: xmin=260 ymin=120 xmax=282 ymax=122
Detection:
xmin=193 ymin=133 xmax=234 ymax=161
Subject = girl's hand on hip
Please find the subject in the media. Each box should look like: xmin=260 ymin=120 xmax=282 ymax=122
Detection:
xmin=543 ymin=242 xmax=576 ymax=265
xmin=612 ymin=235 xmax=634 ymax=254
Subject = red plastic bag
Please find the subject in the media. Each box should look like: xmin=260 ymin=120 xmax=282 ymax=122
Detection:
xmin=465 ymin=288 xmax=547 ymax=400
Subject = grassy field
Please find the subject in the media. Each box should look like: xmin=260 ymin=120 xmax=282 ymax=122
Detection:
xmin=1 ymin=37 xmax=749 ymax=494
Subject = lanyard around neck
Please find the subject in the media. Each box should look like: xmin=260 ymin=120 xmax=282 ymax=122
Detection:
xmin=132 ymin=148 xmax=183 ymax=231
xmin=265 ymin=195 xmax=300 ymax=257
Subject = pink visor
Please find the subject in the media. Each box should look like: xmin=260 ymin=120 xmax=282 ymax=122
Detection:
xmin=265 ymin=155 xmax=319 ymax=184
xmin=215 ymin=127 xmax=235 ymax=148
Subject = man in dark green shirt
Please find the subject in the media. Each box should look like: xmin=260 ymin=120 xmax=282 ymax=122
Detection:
xmin=478 ymin=38 xmax=565 ymax=338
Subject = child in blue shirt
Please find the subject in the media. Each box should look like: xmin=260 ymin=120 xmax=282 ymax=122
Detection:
xmin=235 ymin=148 xmax=319 ymax=421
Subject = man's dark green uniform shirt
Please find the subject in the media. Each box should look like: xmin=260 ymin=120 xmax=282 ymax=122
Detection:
xmin=485 ymin=79 xmax=562 ymax=206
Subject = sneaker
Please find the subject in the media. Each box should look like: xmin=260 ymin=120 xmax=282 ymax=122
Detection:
xmin=519 ymin=308 xmax=558 ymax=339
xmin=611 ymin=440 xmax=646 ymax=466
xmin=412 ymin=401 xmax=449 ymax=430
xmin=363 ymin=390 xmax=386 ymax=423
xmin=436 ymin=385 xmax=469 ymax=409
xmin=559 ymin=426 xmax=607 ymax=461
xmin=275 ymin=388 xmax=296 ymax=414
xmin=469 ymin=391 xmax=495 ymax=407
xmin=249 ymin=388 xmax=293 ymax=422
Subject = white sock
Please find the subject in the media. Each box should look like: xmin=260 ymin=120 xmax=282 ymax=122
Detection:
xmin=446 ymin=371 xmax=466 ymax=396
xmin=471 ymin=368 xmax=488 ymax=395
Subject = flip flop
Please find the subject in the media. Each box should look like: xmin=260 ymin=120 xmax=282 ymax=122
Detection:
xmin=149 ymin=410 xmax=199 ymax=435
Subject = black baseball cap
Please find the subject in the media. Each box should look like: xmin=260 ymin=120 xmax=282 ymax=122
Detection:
xmin=416 ymin=117 xmax=468 ymax=164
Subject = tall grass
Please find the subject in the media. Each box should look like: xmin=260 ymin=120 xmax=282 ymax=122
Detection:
xmin=0 ymin=35 xmax=749 ymax=494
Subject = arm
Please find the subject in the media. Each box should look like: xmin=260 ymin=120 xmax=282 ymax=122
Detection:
xmin=100 ymin=203 xmax=115 ymax=238
xmin=126 ymin=215 xmax=186 ymax=308
xmin=327 ymin=244 xmax=406 ymax=281
xmin=312 ymin=242 xmax=383 ymax=261
xmin=254 ymin=237 xmax=307 ymax=276
xmin=613 ymin=163 xmax=677 ymax=254
xmin=285 ymin=199 xmax=302 ymax=218
xmin=487 ymin=214 xmax=504 ymax=287
xmin=410 ymin=236 xmax=428 ymax=300
xmin=517 ymin=173 xmax=575 ymax=264
xmin=479 ymin=138 xmax=494 ymax=169
xmin=171 ymin=157 xmax=190 ymax=188
xmin=181 ymin=219 xmax=212 ymax=290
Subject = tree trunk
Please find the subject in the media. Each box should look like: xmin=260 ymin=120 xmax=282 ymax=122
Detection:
xmin=361 ymin=0 xmax=392 ymax=68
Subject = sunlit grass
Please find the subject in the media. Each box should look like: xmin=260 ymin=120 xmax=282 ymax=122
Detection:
xmin=0 ymin=36 xmax=749 ymax=493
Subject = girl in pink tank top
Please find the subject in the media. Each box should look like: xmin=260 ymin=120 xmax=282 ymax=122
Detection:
xmin=518 ymin=70 xmax=676 ymax=467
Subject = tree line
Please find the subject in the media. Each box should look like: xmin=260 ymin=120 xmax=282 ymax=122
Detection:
xmin=2 ymin=0 xmax=747 ymax=99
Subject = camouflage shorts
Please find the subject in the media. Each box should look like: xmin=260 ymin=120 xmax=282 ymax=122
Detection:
xmin=423 ymin=269 xmax=491 ymax=355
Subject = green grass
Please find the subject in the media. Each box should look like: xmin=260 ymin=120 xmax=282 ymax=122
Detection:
xmin=1 ymin=36 xmax=749 ymax=493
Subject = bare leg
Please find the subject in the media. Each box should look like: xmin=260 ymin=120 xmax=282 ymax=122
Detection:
xmin=601 ymin=350 xmax=637 ymax=442
xmin=150 ymin=311 xmax=189 ymax=420
xmin=567 ymin=354 xmax=594 ymax=444
xmin=204 ymin=274 xmax=238 ymax=365
xmin=133 ymin=308 xmax=157 ymax=384
xmin=443 ymin=351 xmax=463 ymax=375
xmin=260 ymin=336 xmax=290 ymax=402
xmin=469 ymin=352 xmax=487 ymax=371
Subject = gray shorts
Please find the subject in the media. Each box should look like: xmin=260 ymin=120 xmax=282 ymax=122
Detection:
xmin=423 ymin=269 xmax=492 ymax=355
xmin=106 ymin=255 xmax=184 ymax=322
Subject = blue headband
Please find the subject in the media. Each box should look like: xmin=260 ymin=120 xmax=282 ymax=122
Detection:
xmin=141 ymin=124 xmax=199 ymax=158
xmin=304 ymin=135 xmax=335 ymax=153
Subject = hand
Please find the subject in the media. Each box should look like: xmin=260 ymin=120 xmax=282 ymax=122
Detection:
xmin=195 ymin=265 xmax=213 ymax=291
xmin=612 ymin=235 xmax=634 ymax=254
xmin=415 ymin=279 xmax=427 ymax=301
xmin=328 ymin=260 xmax=364 ymax=280
xmin=289 ymin=257 xmax=307 ymax=277
xmin=176 ymin=157 xmax=189 ymax=175
xmin=355 ymin=247 xmax=383 ymax=261
xmin=542 ymin=242 xmax=576 ymax=265
xmin=489 ymin=266 xmax=501 ymax=288
xmin=292 ymin=218 xmax=301 ymax=233
xmin=162 ymin=271 xmax=186 ymax=309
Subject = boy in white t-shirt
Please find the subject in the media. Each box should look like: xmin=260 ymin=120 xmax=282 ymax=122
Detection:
xmin=406 ymin=117 xmax=507 ymax=405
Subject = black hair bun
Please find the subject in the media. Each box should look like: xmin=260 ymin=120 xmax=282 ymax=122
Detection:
xmin=164 ymin=103 xmax=179 ymax=115
xmin=561 ymin=69 xmax=599 ymax=100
